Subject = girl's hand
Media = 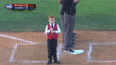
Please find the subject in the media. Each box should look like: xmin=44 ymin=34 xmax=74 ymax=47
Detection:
xmin=50 ymin=28 xmax=53 ymax=31
xmin=51 ymin=30 xmax=55 ymax=34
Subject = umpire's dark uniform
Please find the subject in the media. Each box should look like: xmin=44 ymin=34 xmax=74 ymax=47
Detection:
xmin=60 ymin=0 xmax=76 ymax=51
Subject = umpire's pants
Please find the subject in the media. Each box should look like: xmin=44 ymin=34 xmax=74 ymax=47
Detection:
xmin=63 ymin=13 xmax=75 ymax=51
xmin=60 ymin=4 xmax=75 ymax=50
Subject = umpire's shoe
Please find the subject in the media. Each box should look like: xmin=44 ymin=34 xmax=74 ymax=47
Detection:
xmin=68 ymin=49 xmax=75 ymax=54
xmin=73 ymin=33 xmax=77 ymax=35
xmin=71 ymin=40 xmax=75 ymax=45
xmin=72 ymin=35 xmax=76 ymax=39
xmin=47 ymin=60 xmax=52 ymax=64
xmin=71 ymin=45 xmax=74 ymax=48
xmin=54 ymin=60 xmax=61 ymax=64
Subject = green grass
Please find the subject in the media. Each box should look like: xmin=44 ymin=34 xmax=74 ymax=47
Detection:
xmin=75 ymin=0 xmax=116 ymax=30
xmin=0 ymin=0 xmax=116 ymax=31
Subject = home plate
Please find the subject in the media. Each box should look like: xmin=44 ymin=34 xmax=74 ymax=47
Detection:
xmin=72 ymin=50 xmax=84 ymax=55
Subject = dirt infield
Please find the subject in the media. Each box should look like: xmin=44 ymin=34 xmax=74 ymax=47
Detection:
xmin=0 ymin=30 xmax=116 ymax=65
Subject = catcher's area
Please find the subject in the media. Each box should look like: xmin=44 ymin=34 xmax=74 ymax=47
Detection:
xmin=0 ymin=30 xmax=116 ymax=65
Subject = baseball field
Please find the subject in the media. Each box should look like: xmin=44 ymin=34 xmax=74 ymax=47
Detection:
xmin=0 ymin=0 xmax=116 ymax=65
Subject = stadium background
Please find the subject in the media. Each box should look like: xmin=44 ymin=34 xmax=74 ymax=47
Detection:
xmin=0 ymin=0 xmax=116 ymax=65
xmin=0 ymin=0 xmax=116 ymax=31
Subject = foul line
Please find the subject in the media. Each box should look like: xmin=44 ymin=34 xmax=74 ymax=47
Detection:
xmin=0 ymin=34 xmax=36 ymax=44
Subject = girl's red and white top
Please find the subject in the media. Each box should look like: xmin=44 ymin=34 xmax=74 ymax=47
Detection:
xmin=45 ymin=23 xmax=61 ymax=39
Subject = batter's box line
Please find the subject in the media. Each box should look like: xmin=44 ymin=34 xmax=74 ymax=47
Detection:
xmin=88 ymin=60 xmax=116 ymax=63
xmin=9 ymin=43 xmax=62 ymax=63
xmin=87 ymin=43 xmax=116 ymax=63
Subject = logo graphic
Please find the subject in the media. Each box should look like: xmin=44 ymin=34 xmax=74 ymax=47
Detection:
xmin=4 ymin=4 xmax=13 ymax=10
xmin=4 ymin=4 xmax=36 ymax=11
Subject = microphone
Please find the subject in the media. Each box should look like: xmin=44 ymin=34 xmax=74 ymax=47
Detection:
xmin=51 ymin=24 xmax=53 ymax=34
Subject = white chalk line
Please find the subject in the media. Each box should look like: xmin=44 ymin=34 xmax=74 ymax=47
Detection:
xmin=13 ymin=60 xmax=47 ymax=63
xmin=17 ymin=43 xmax=47 ymax=45
xmin=87 ymin=43 xmax=116 ymax=63
xmin=0 ymin=34 xmax=36 ymax=44
xmin=57 ymin=44 xmax=62 ymax=60
xmin=9 ymin=43 xmax=62 ymax=63
xmin=89 ymin=60 xmax=116 ymax=63
xmin=87 ymin=44 xmax=92 ymax=62
xmin=9 ymin=44 xmax=17 ymax=62
xmin=89 ymin=43 xmax=116 ymax=45
xmin=0 ymin=34 xmax=62 ymax=63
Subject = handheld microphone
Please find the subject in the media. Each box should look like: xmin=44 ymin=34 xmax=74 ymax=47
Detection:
xmin=51 ymin=24 xmax=53 ymax=34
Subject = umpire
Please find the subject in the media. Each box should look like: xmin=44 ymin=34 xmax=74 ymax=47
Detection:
xmin=59 ymin=0 xmax=80 ymax=54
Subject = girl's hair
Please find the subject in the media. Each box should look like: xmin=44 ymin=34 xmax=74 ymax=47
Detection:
xmin=48 ymin=15 xmax=55 ymax=20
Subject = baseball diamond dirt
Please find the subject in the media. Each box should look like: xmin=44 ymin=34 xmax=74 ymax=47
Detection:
xmin=0 ymin=30 xmax=116 ymax=65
